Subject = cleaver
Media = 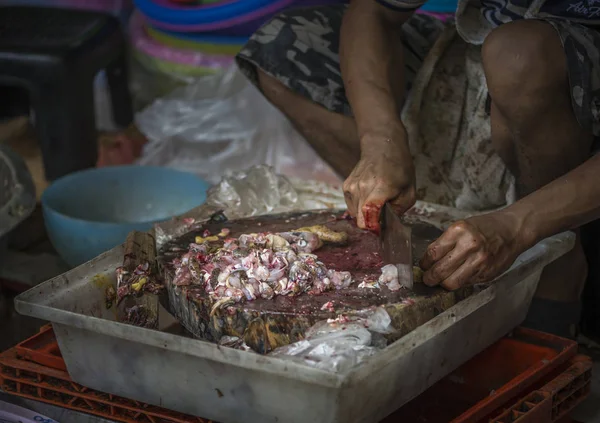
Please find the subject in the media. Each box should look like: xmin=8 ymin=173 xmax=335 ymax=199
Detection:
xmin=380 ymin=203 xmax=414 ymax=289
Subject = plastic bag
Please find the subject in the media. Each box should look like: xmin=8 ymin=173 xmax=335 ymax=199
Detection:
xmin=0 ymin=144 xmax=36 ymax=241
xmin=270 ymin=329 xmax=376 ymax=373
xmin=270 ymin=306 xmax=394 ymax=373
xmin=205 ymin=165 xmax=299 ymax=216
xmin=154 ymin=165 xmax=346 ymax=249
xmin=135 ymin=65 xmax=341 ymax=185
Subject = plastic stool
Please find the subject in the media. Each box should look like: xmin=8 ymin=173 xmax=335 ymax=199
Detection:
xmin=0 ymin=6 xmax=134 ymax=180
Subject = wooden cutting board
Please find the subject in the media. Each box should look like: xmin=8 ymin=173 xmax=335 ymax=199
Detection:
xmin=158 ymin=210 xmax=473 ymax=353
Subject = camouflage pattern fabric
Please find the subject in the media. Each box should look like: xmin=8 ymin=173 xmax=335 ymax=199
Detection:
xmin=236 ymin=6 xmax=446 ymax=117
xmin=237 ymin=5 xmax=600 ymax=141
xmin=547 ymin=19 xmax=600 ymax=140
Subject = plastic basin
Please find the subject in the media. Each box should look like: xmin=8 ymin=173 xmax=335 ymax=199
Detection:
xmin=41 ymin=166 xmax=209 ymax=267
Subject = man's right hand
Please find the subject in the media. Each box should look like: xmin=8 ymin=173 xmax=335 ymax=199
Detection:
xmin=339 ymin=0 xmax=416 ymax=231
xmin=342 ymin=131 xmax=416 ymax=232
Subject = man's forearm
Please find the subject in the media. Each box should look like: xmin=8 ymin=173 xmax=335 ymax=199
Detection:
xmin=507 ymin=154 xmax=600 ymax=247
xmin=340 ymin=1 xmax=411 ymax=145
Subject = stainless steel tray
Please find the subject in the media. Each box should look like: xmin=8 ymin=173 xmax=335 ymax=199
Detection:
xmin=15 ymin=212 xmax=575 ymax=423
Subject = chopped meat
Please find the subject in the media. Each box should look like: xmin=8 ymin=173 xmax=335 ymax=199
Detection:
xmin=124 ymin=305 xmax=157 ymax=328
xmin=358 ymin=280 xmax=380 ymax=289
xmin=327 ymin=314 xmax=350 ymax=324
xmin=358 ymin=265 xmax=422 ymax=291
xmin=170 ymin=228 xmax=351 ymax=314
xmin=294 ymin=225 xmax=348 ymax=244
xmin=379 ymin=264 xmax=401 ymax=291
xmin=321 ymin=301 xmax=336 ymax=313
xmin=115 ymin=261 xmax=164 ymax=303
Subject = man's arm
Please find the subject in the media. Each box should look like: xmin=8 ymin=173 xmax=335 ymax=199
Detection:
xmin=511 ymin=154 xmax=600 ymax=244
xmin=341 ymin=0 xmax=422 ymax=230
xmin=420 ymin=155 xmax=600 ymax=290
xmin=340 ymin=1 xmax=410 ymax=139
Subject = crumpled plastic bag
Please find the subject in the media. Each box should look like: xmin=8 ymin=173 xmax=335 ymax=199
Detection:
xmin=270 ymin=329 xmax=376 ymax=373
xmin=154 ymin=165 xmax=346 ymax=249
xmin=206 ymin=165 xmax=299 ymax=217
xmin=135 ymin=65 xmax=340 ymax=185
xmin=206 ymin=165 xmax=347 ymax=217
xmin=0 ymin=144 xmax=36 ymax=241
xmin=269 ymin=307 xmax=394 ymax=373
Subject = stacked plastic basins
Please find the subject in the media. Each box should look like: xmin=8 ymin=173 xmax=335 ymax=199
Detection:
xmin=131 ymin=0 xmax=348 ymax=78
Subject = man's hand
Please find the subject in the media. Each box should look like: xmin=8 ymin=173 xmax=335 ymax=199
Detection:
xmin=343 ymin=132 xmax=416 ymax=231
xmin=339 ymin=0 xmax=415 ymax=232
xmin=420 ymin=211 xmax=529 ymax=290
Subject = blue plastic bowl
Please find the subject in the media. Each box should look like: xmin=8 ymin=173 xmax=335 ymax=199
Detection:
xmin=42 ymin=166 xmax=209 ymax=267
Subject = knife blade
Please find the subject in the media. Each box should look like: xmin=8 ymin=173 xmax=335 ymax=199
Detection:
xmin=380 ymin=203 xmax=413 ymax=289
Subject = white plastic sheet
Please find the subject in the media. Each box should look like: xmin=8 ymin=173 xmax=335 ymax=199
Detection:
xmin=270 ymin=307 xmax=395 ymax=372
xmin=154 ymin=165 xmax=346 ymax=252
xmin=135 ymin=66 xmax=341 ymax=185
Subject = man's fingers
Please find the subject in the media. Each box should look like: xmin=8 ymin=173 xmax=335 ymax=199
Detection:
xmin=439 ymin=252 xmax=487 ymax=291
xmin=348 ymin=176 xmax=412 ymax=232
xmin=342 ymin=177 xmax=358 ymax=218
xmin=358 ymin=189 xmax=386 ymax=231
xmin=355 ymin=185 xmax=369 ymax=229
xmin=360 ymin=202 xmax=385 ymax=231
xmin=343 ymin=190 xmax=357 ymax=218
xmin=389 ymin=186 xmax=416 ymax=215
xmin=422 ymin=247 xmax=471 ymax=287
xmin=356 ymin=205 xmax=366 ymax=229
xmin=420 ymin=235 xmax=457 ymax=271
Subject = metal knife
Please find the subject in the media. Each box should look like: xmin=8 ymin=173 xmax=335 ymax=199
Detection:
xmin=380 ymin=203 xmax=414 ymax=289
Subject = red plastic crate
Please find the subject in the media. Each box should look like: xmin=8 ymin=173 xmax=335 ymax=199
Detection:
xmin=14 ymin=325 xmax=65 ymax=372
xmin=491 ymin=357 xmax=592 ymax=423
xmin=384 ymin=328 xmax=582 ymax=422
xmin=0 ymin=326 xmax=592 ymax=423
xmin=0 ymin=327 xmax=210 ymax=423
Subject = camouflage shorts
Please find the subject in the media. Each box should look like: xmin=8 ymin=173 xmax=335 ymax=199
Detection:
xmin=547 ymin=19 xmax=600 ymax=138
xmin=235 ymin=6 xmax=445 ymax=117
xmin=236 ymin=6 xmax=600 ymax=139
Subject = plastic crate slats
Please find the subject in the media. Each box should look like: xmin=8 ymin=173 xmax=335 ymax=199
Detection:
xmin=0 ymin=348 xmax=210 ymax=423
xmin=1 ymin=325 xmax=592 ymax=423
xmin=491 ymin=360 xmax=593 ymax=423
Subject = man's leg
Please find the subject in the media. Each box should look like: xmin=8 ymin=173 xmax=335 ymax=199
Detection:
xmin=236 ymin=7 xmax=445 ymax=178
xmin=258 ymin=71 xmax=360 ymax=178
xmin=482 ymin=20 xmax=594 ymax=337
xmin=236 ymin=6 xmax=358 ymax=178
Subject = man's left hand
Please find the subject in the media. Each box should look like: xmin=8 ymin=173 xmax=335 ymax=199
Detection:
xmin=420 ymin=211 xmax=530 ymax=290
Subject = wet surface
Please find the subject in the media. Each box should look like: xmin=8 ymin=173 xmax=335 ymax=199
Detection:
xmin=159 ymin=210 xmax=444 ymax=317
